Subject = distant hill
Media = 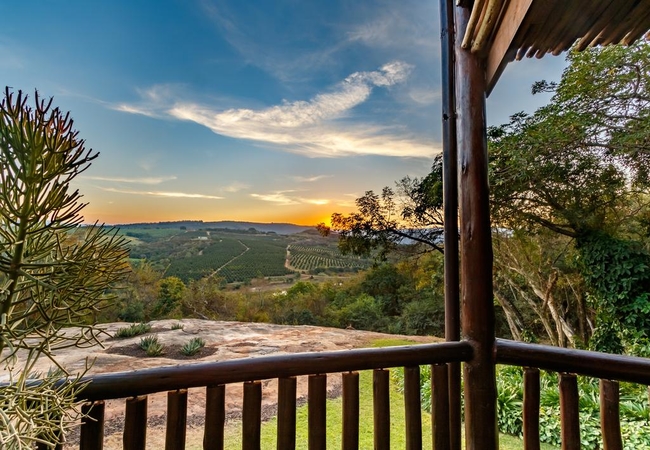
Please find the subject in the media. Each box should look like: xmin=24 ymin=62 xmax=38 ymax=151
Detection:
xmin=114 ymin=220 xmax=313 ymax=235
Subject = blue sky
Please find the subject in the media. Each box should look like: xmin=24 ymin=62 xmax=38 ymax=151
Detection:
xmin=2 ymin=0 xmax=567 ymax=225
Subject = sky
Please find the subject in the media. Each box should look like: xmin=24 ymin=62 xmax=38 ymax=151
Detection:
xmin=2 ymin=0 xmax=568 ymax=226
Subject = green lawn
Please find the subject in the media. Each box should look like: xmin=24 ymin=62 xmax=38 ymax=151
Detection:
xmin=216 ymin=358 xmax=557 ymax=449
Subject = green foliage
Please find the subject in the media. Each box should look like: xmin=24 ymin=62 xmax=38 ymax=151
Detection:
xmin=171 ymin=322 xmax=184 ymax=330
xmin=180 ymin=337 xmax=205 ymax=356
xmin=114 ymin=323 xmax=152 ymax=338
xmin=400 ymin=299 xmax=444 ymax=336
xmin=335 ymin=293 xmax=384 ymax=331
xmin=139 ymin=334 xmax=164 ymax=356
xmin=577 ymin=231 xmax=650 ymax=351
xmin=153 ymin=276 xmax=186 ymax=318
xmin=0 ymin=89 xmax=130 ymax=448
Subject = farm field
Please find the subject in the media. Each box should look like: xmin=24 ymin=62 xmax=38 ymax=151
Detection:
xmin=287 ymin=244 xmax=371 ymax=273
xmin=116 ymin=224 xmax=373 ymax=284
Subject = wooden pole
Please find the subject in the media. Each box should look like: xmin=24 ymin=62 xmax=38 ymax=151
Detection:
xmin=277 ymin=377 xmax=297 ymax=450
xmin=373 ymin=369 xmax=391 ymax=450
xmin=204 ymin=385 xmax=225 ymax=450
xmin=404 ymin=366 xmax=422 ymax=450
xmin=165 ymin=389 xmax=188 ymax=450
xmin=242 ymin=381 xmax=262 ymax=450
xmin=559 ymin=374 xmax=580 ymax=450
xmin=80 ymin=401 xmax=105 ymax=450
xmin=600 ymin=379 xmax=623 ymax=450
xmin=342 ymin=372 xmax=360 ymax=450
xmin=431 ymin=364 xmax=451 ymax=450
xmin=308 ymin=374 xmax=327 ymax=450
xmin=440 ymin=0 xmax=461 ymax=448
xmin=454 ymin=2 xmax=497 ymax=450
xmin=523 ymin=368 xmax=540 ymax=450
xmin=124 ymin=396 xmax=148 ymax=450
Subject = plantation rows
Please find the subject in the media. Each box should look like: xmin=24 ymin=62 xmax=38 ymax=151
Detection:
xmin=288 ymin=245 xmax=369 ymax=271
xmin=216 ymin=238 xmax=292 ymax=282
xmin=165 ymin=238 xmax=246 ymax=282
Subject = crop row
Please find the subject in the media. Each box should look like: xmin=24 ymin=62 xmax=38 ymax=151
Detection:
xmin=288 ymin=247 xmax=369 ymax=272
xmin=165 ymin=238 xmax=246 ymax=282
xmin=215 ymin=238 xmax=292 ymax=283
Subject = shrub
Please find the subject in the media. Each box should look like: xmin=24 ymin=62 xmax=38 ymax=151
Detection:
xmin=181 ymin=337 xmax=206 ymax=356
xmin=114 ymin=323 xmax=151 ymax=338
xmin=171 ymin=322 xmax=184 ymax=330
xmin=392 ymin=364 xmax=650 ymax=448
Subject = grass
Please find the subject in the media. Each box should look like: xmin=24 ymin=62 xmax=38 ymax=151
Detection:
xmin=211 ymin=338 xmax=557 ymax=449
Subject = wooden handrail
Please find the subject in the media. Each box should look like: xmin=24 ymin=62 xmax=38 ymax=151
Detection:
xmin=496 ymin=339 xmax=650 ymax=384
xmin=79 ymin=341 xmax=473 ymax=401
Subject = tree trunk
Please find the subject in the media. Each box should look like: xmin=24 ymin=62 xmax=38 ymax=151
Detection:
xmin=494 ymin=291 xmax=524 ymax=340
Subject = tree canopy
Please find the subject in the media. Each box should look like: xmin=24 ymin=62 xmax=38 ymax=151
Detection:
xmin=323 ymin=41 xmax=650 ymax=351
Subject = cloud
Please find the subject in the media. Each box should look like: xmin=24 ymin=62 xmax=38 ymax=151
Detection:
xmin=250 ymin=191 xmax=330 ymax=206
xmin=293 ymin=175 xmax=331 ymax=183
xmin=221 ymin=182 xmax=250 ymax=193
xmin=170 ymin=61 xmax=412 ymax=128
xmin=408 ymin=87 xmax=440 ymax=105
xmin=117 ymin=62 xmax=439 ymax=158
xmin=100 ymin=187 xmax=223 ymax=200
xmin=81 ymin=175 xmax=177 ymax=185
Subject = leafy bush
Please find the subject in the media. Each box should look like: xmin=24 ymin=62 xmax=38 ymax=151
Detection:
xmin=393 ymin=364 xmax=650 ymax=448
xmin=114 ymin=323 xmax=152 ymax=338
xmin=181 ymin=337 xmax=206 ymax=356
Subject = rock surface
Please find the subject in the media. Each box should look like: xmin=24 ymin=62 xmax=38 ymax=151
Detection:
xmin=3 ymin=319 xmax=438 ymax=449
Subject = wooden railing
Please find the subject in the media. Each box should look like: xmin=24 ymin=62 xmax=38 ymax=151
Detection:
xmin=68 ymin=341 xmax=472 ymax=450
xmin=43 ymin=338 xmax=650 ymax=449
xmin=496 ymin=339 xmax=650 ymax=450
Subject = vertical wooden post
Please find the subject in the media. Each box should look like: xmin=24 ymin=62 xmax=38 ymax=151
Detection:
xmin=242 ymin=381 xmax=262 ymax=450
xmin=204 ymin=385 xmax=225 ymax=450
xmin=124 ymin=396 xmax=148 ymax=450
xmin=523 ymin=368 xmax=540 ymax=450
xmin=80 ymin=401 xmax=105 ymax=450
xmin=404 ymin=366 xmax=422 ymax=450
xmin=308 ymin=374 xmax=327 ymax=450
xmin=440 ymin=0 xmax=461 ymax=447
xmin=277 ymin=377 xmax=297 ymax=450
xmin=432 ymin=364 xmax=450 ymax=450
xmin=342 ymin=372 xmax=360 ymax=450
xmin=373 ymin=369 xmax=390 ymax=450
xmin=600 ymin=379 xmax=622 ymax=450
xmin=166 ymin=389 xmax=188 ymax=450
xmin=559 ymin=374 xmax=580 ymax=450
xmin=454 ymin=3 xmax=497 ymax=450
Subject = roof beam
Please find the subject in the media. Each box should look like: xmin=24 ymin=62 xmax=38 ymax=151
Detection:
xmin=486 ymin=0 xmax=533 ymax=96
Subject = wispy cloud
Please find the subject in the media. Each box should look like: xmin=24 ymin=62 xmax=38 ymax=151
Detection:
xmin=293 ymin=175 xmax=331 ymax=183
xmin=101 ymin=187 xmax=223 ymax=200
xmin=251 ymin=191 xmax=330 ymax=206
xmin=81 ymin=175 xmax=177 ymax=185
xmin=221 ymin=182 xmax=250 ymax=193
xmin=116 ymin=62 xmax=438 ymax=158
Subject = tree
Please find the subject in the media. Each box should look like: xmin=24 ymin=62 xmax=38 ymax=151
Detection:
xmin=489 ymin=42 xmax=650 ymax=350
xmin=153 ymin=276 xmax=186 ymax=318
xmin=0 ymin=88 xmax=129 ymax=448
xmin=318 ymin=155 xmax=445 ymax=259
xmin=325 ymin=42 xmax=650 ymax=349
